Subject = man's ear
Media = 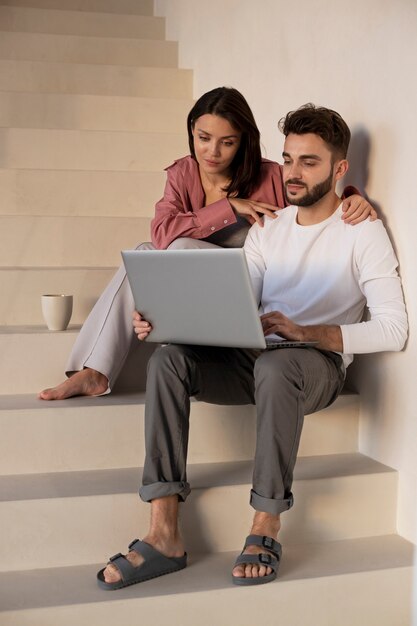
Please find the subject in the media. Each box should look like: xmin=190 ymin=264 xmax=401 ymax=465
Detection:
xmin=334 ymin=159 xmax=349 ymax=181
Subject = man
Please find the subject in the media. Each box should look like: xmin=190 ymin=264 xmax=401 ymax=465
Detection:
xmin=97 ymin=104 xmax=408 ymax=589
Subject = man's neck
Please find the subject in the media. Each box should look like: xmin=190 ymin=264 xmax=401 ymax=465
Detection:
xmin=296 ymin=191 xmax=341 ymax=226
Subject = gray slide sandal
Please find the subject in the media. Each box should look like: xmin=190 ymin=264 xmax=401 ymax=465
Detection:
xmin=97 ymin=539 xmax=187 ymax=590
xmin=232 ymin=534 xmax=282 ymax=586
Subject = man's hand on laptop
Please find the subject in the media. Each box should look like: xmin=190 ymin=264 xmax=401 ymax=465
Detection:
xmin=261 ymin=311 xmax=303 ymax=341
xmin=260 ymin=311 xmax=343 ymax=352
xmin=133 ymin=310 xmax=152 ymax=341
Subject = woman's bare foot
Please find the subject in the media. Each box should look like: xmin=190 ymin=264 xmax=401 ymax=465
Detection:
xmin=103 ymin=534 xmax=185 ymax=584
xmin=38 ymin=368 xmax=109 ymax=401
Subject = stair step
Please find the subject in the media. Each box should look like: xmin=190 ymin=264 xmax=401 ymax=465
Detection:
xmin=0 ymin=31 xmax=178 ymax=67
xmin=0 ymin=59 xmax=193 ymax=97
xmin=0 ymin=128 xmax=188 ymax=171
xmin=0 ymin=0 xmax=155 ymax=15
xmin=0 ymin=535 xmax=413 ymax=626
xmin=0 ymin=325 xmax=81 ymax=393
xmin=0 ymin=216 xmax=151 ymax=266
xmin=0 ymin=267 xmax=117 ymax=325
xmin=0 ymin=168 xmax=166 ymax=217
xmin=0 ymin=6 xmax=165 ymax=39
xmin=0 ymin=325 xmax=155 ymax=394
xmin=0 ymin=393 xmax=359 ymax=473
xmin=0 ymin=92 xmax=194 ymax=132
xmin=0 ymin=454 xmax=397 ymax=570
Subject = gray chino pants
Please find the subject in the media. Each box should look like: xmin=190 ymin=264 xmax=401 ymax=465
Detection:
xmin=139 ymin=343 xmax=345 ymax=515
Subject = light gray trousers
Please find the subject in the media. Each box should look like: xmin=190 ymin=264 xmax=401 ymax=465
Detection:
xmin=66 ymin=238 xmax=219 ymax=390
xmin=139 ymin=343 xmax=345 ymax=515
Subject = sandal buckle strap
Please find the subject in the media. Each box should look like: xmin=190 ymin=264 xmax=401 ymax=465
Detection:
xmin=244 ymin=535 xmax=282 ymax=559
xmin=259 ymin=553 xmax=272 ymax=565
xmin=109 ymin=552 xmax=123 ymax=563
xmin=262 ymin=536 xmax=275 ymax=550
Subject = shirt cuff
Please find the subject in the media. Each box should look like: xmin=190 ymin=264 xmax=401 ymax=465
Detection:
xmin=196 ymin=198 xmax=237 ymax=237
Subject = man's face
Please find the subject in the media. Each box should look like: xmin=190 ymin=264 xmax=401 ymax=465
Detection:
xmin=282 ymin=133 xmax=337 ymax=207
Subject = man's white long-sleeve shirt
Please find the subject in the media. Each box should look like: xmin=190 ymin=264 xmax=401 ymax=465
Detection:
xmin=244 ymin=204 xmax=408 ymax=370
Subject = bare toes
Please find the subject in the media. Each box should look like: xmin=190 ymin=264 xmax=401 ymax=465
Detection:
xmin=103 ymin=563 xmax=119 ymax=584
xmin=232 ymin=564 xmax=245 ymax=578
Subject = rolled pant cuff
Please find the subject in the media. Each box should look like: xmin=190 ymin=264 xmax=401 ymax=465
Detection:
xmin=250 ymin=489 xmax=294 ymax=515
xmin=139 ymin=481 xmax=191 ymax=503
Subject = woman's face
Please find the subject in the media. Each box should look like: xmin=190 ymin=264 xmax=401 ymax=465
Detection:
xmin=192 ymin=114 xmax=241 ymax=178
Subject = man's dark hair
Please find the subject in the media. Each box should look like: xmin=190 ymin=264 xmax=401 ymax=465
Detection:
xmin=187 ymin=86 xmax=262 ymax=198
xmin=278 ymin=103 xmax=351 ymax=159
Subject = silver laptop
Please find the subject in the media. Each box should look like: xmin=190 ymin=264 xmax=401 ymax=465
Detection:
xmin=122 ymin=248 xmax=317 ymax=350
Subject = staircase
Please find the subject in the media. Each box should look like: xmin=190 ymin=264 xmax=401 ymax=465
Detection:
xmin=0 ymin=1 xmax=414 ymax=625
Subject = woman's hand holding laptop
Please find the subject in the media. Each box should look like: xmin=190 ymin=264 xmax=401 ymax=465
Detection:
xmin=133 ymin=310 xmax=152 ymax=341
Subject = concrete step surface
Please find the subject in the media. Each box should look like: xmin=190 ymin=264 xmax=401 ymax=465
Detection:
xmin=0 ymin=324 xmax=156 ymax=394
xmin=0 ymin=0 xmax=154 ymax=15
xmin=0 ymin=5 xmax=165 ymax=39
xmin=0 ymin=128 xmax=188 ymax=171
xmin=0 ymin=216 xmax=151 ymax=266
xmin=0 ymin=168 xmax=166 ymax=217
xmin=0 ymin=392 xmax=360 ymax=473
xmin=0 ymin=92 xmax=194 ymax=132
xmin=0 ymin=266 xmax=117 ymax=325
xmin=0 ymin=325 xmax=86 ymax=394
xmin=0 ymin=59 xmax=193 ymax=97
xmin=0 ymin=454 xmax=398 ymax=570
xmin=0 ymin=535 xmax=413 ymax=626
xmin=0 ymin=30 xmax=178 ymax=67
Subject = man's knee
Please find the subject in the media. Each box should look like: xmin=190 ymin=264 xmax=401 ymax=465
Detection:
xmin=146 ymin=344 xmax=196 ymax=384
xmin=254 ymin=350 xmax=304 ymax=392
xmin=148 ymin=344 xmax=182 ymax=371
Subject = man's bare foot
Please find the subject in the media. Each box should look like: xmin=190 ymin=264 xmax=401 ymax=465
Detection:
xmin=232 ymin=542 xmax=275 ymax=579
xmin=232 ymin=511 xmax=281 ymax=581
xmin=38 ymin=368 xmax=109 ymax=401
xmin=103 ymin=534 xmax=185 ymax=584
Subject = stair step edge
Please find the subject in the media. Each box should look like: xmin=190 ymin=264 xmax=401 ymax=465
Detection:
xmin=0 ymin=535 xmax=413 ymax=614
xmin=0 ymin=454 xmax=395 ymax=503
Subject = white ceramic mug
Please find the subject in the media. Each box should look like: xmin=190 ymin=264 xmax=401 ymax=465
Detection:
xmin=41 ymin=294 xmax=73 ymax=331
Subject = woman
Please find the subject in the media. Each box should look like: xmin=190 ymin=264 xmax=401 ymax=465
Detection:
xmin=39 ymin=87 xmax=374 ymax=400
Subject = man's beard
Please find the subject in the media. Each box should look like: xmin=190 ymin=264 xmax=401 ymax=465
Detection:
xmin=285 ymin=169 xmax=333 ymax=207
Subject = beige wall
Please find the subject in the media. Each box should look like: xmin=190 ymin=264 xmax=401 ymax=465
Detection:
xmin=156 ymin=0 xmax=417 ymax=542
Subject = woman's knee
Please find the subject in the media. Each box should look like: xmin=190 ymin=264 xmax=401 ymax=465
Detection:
xmin=135 ymin=242 xmax=155 ymax=251
xmin=167 ymin=237 xmax=220 ymax=250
